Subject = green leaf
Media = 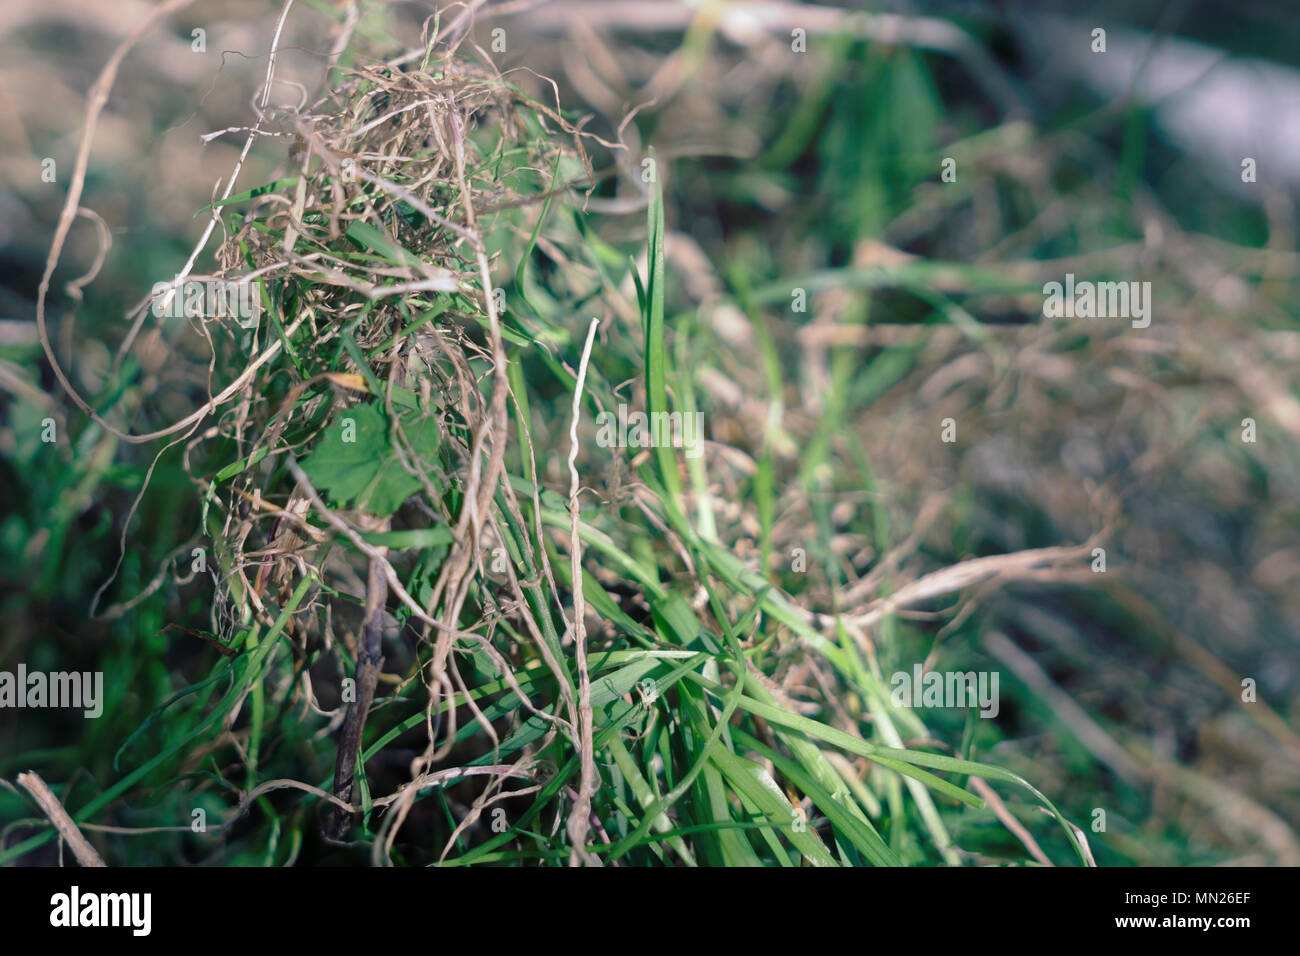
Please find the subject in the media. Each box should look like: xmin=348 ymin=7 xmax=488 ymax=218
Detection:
xmin=709 ymin=748 xmax=839 ymax=867
xmin=198 ymin=177 xmax=299 ymax=213
xmin=651 ymin=590 xmax=701 ymax=647
xmin=215 ymin=446 xmax=270 ymax=483
xmin=301 ymin=402 xmax=439 ymax=516
xmin=345 ymin=221 xmax=424 ymax=270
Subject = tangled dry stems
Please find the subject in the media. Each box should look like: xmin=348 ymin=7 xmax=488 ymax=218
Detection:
xmin=193 ymin=41 xmax=618 ymax=855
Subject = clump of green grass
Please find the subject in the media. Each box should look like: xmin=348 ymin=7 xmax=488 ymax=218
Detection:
xmin=1 ymin=12 xmax=1097 ymax=867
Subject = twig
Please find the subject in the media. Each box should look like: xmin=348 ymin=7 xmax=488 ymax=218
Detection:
xmin=16 ymin=772 xmax=106 ymax=867
xmin=325 ymin=521 xmax=390 ymax=841
xmin=565 ymin=317 xmax=601 ymax=866
xmin=967 ymin=776 xmax=1053 ymax=866
xmin=836 ymin=543 xmax=1096 ymax=630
